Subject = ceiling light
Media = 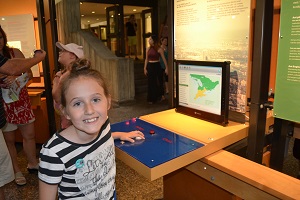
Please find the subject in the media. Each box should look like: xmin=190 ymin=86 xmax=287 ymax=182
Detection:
xmin=92 ymin=11 xmax=95 ymax=14
xmin=81 ymin=15 xmax=84 ymax=17
xmin=80 ymin=2 xmax=82 ymax=5
xmin=133 ymin=9 xmax=137 ymax=12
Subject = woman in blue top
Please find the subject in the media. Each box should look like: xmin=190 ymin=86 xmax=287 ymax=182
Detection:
xmin=160 ymin=37 xmax=169 ymax=96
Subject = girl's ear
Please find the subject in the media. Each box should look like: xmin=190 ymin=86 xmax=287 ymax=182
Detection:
xmin=61 ymin=105 xmax=71 ymax=120
xmin=69 ymin=52 xmax=77 ymax=60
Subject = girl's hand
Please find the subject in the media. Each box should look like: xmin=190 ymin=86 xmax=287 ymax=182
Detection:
xmin=119 ymin=130 xmax=145 ymax=143
xmin=144 ymin=68 xmax=148 ymax=76
xmin=165 ymin=68 xmax=168 ymax=76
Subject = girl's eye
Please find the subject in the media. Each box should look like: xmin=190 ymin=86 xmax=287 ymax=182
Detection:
xmin=92 ymin=98 xmax=101 ymax=103
xmin=73 ymin=101 xmax=82 ymax=107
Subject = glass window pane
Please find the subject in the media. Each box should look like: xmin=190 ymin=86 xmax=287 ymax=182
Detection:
xmin=145 ymin=13 xmax=152 ymax=34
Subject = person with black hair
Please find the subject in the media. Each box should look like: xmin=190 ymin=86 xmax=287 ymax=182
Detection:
xmin=144 ymin=35 xmax=168 ymax=104
xmin=0 ymin=26 xmax=39 ymax=186
xmin=0 ymin=41 xmax=45 ymax=200
xmin=125 ymin=14 xmax=138 ymax=60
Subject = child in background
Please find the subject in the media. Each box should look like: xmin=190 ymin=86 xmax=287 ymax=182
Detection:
xmin=39 ymin=59 xmax=144 ymax=199
xmin=52 ymin=42 xmax=85 ymax=129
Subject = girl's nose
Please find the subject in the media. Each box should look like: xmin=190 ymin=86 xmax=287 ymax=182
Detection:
xmin=84 ymin=103 xmax=95 ymax=115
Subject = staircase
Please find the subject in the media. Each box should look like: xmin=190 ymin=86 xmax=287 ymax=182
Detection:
xmin=134 ymin=60 xmax=148 ymax=96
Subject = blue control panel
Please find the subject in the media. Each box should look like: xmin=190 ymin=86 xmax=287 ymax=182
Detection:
xmin=111 ymin=118 xmax=204 ymax=168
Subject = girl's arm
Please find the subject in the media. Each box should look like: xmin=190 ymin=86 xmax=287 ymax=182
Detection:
xmin=112 ymin=131 xmax=145 ymax=143
xmin=52 ymin=71 xmax=70 ymax=104
xmin=158 ymin=48 xmax=168 ymax=75
xmin=144 ymin=47 xmax=150 ymax=76
xmin=39 ymin=180 xmax=58 ymax=200
xmin=52 ymin=71 xmax=63 ymax=104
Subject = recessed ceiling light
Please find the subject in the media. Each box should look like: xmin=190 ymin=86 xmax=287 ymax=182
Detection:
xmin=96 ymin=18 xmax=99 ymax=20
xmin=80 ymin=2 xmax=82 ymax=4
xmin=81 ymin=15 xmax=84 ymax=17
xmin=133 ymin=9 xmax=137 ymax=12
xmin=87 ymin=20 xmax=90 ymax=23
xmin=1 ymin=18 xmax=5 ymax=21
xmin=92 ymin=11 xmax=95 ymax=14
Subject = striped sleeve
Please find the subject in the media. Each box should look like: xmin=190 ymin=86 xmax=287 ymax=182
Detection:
xmin=39 ymin=142 xmax=65 ymax=184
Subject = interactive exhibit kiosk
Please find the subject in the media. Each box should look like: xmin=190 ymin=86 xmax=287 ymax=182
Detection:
xmin=111 ymin=61 xmax=251 ymax=198
xmin=111 ymin=59 xmax=299 ymax=199
xmin=112 ymin=0 xmax=300 ymax=198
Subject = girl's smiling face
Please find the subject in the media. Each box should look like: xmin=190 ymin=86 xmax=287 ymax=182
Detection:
xmin=64 ymin=76 xmax=111 ymax=140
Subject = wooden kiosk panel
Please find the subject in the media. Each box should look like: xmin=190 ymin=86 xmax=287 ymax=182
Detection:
xmin=113 ymin=109 xmax=248 ymax=181
xmin=194 ymin=150 xmax=300 ymax=199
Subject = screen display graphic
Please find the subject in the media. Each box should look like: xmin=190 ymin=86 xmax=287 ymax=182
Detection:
xmin=176 ymin=60 xmax=230 ymax=126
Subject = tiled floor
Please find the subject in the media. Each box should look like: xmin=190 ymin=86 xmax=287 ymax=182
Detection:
xmin=3 ymin=93 xmax=299 ymax=199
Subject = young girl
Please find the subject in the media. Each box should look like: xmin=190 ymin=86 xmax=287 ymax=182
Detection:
xmin=52 ymin=42 xmax=85 ymax=129
xmin=39 ymin=59 xmax=143 ymax=199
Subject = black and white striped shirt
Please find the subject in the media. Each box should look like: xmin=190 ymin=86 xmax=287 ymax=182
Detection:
xmin=39 ymin=119 xmax=116 ymax=200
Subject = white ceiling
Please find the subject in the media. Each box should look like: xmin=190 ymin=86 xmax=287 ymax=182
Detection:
xmin=80 ymin=2 xmax=150 ymax=26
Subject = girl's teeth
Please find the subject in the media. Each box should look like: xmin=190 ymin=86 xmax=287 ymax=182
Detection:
xmin=85 ymin=118 xmax=96 ymax=123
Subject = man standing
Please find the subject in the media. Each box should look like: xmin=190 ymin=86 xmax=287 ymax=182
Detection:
xmin=126 ymin=14 xmax=138 ymax=60
xmin=0 ymin=50 xmax=46 ymax=200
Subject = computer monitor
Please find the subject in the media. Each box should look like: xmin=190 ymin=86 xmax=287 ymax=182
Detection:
xmin=175 ymin=60 xmax=230 ymax=126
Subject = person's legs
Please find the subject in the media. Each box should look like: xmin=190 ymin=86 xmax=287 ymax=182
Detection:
xmin=128 ymin=45 xmax=132 ymax=58
xmin=128 ymin=36 xmax=133 ymax=58
xmin=132 ymin=36 xmax=138 ymax=59
xmin=133 ymin=44 xmax=137 ymax=59
xmin=3 ymin=125 xmax=27 ymax=186
xmin=3 ymin=130 xmax=20 ymax=173
xmin=165 ymin=74 xmax=169 ymax=94
xmin=0 ymin=129 xmax=14 ymax=194
xmin=18 ymin=122 xmax=38 ymax=169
